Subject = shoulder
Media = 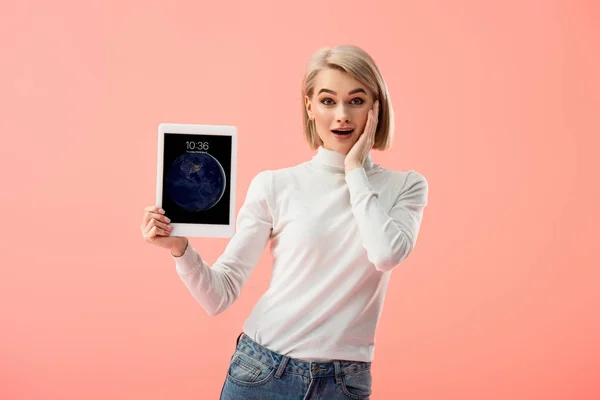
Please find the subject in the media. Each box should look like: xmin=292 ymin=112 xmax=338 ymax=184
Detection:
xmin=247 ymin=169 xmax=272 ymax=189
xmin=247 ymin=158 xmax=309 ymax=184
xmin=244 ymin=170 xmax=274 ymax=203
xmin=246 ymin=162 xmax=307 ymax=193
xmin=255 ymin=162 xmax=310 ymax=185
xmin=249 ymin=163 xmax=306 ymax=180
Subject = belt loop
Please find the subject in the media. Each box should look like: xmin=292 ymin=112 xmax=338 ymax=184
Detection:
xmin=333 ymin=360 xmax=342 ymax=385
xmin=229 ymin=332 xmax=244 ymax=363
xmin=235 ymin=332 xmax=244 ymax=347
xmin=274 ymin=355 xmax=290 ymax=379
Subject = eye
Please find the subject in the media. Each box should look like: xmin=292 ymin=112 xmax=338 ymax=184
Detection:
xmin=321 ymin=98 xmax=334 ymax=105
xmin=351 ymin=98 xmax=365 ymax=105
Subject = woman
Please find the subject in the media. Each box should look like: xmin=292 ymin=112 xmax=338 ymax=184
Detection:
xmin=141 ymin=45 xmax=428 ymax=400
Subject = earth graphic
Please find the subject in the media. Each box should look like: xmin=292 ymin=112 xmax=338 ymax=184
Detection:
xmin=165 ymin=152 xmax=226 ymax=212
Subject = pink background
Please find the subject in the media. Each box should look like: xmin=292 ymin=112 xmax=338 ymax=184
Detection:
xmin=2 ymin=1 xmax=599 ymax=399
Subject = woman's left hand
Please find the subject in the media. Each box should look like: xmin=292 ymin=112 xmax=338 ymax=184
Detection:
xmin=345 ymin=100 xmax=379 ymax=173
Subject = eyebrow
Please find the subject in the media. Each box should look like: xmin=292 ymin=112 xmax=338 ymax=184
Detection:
xmin=318 ymin=88 xmax=367 ymax=96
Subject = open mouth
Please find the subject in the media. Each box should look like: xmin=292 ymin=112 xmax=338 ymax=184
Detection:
xmin=331 ymin=129 xmax=354 ymax=135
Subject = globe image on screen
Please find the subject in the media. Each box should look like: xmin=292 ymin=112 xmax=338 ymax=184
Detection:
xmin=165 ymin=152 xmax=226 ymax=212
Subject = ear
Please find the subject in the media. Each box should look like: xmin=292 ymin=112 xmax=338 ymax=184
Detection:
xmin=304 ymin=95 xmax=314 ymax=119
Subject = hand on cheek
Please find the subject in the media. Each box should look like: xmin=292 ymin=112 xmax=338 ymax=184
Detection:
xmin=345 ymin=101 xmax=379 ymax=173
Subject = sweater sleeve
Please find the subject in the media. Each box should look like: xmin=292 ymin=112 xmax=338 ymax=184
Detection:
xmin=345 ymin=168 xmax=428 ymax=272
xmin=171 ymin=170 xmax=273 ymax=316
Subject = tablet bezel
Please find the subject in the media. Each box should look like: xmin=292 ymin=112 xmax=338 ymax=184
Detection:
xmin=156 ymin=123 xmax=237 ymax=238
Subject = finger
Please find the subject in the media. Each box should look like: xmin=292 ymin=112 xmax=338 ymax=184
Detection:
xmin=371 ymin=118 xmax=377 ymax=141
xmin=373 ymin=101 xmax=379 ymax=122
xmin=145 ymin=225 xmax=171 ymax=241
xmin=153 ymin=225 xmax=171 ymax=237
xmin=364 ymin=109 xmax=373 ymax=134
xmin=368 ymin=110 xmax=375 ymax=136
xmin=144 ymin=218 xmax=173 ymax=236
xmin=144 ymin=205 xmax=165 ymax=214
xmin=142 ymin=205 xmax=162 ymax=227
xmin=142 ymin=208 xmax=170 ymax=229
xmin=371 ymin=103 xmax=379 ymax=140
xmin=148 ymin=211 xmax=171 ymax=226
xmin=143 ymin=218 xmax=165 ymax=237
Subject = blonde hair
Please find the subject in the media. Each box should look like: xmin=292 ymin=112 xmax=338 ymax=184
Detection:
xmin=301 ymin=45 xmax=394 ymax=150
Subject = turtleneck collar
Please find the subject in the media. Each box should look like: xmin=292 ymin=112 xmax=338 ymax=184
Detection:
xmin=310 ymin=146 xmax=374 ymax=173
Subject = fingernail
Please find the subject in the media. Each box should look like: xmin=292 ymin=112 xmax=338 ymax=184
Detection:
xmin=165 ymin=217 xmax=171 ymax=223
xmin=159 ymin=208 xmax=165 ymax=214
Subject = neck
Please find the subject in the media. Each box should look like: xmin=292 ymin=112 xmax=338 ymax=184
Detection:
xmin=310 ymin=146 xmax=374 ymax=173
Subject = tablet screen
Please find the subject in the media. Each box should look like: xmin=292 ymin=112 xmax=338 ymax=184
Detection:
xmin=161 ymin=132 xmax=232 ymax=225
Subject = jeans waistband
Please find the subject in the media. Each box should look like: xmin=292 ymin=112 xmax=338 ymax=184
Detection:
xmin=234 ymin=332 xmax=371 ymax=380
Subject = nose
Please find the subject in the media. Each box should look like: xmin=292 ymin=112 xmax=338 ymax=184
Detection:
xmin=335 ymin=104 xmax=351 ymax=122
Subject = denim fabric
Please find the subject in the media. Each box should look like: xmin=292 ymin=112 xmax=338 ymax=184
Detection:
xmin=219 ymin=332 xmax=372 ymax=400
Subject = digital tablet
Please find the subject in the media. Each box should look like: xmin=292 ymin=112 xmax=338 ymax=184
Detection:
xmin=156 ymin=123 xmax=237 ymax=238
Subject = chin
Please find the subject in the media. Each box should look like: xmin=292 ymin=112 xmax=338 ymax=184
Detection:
xmin=321 ymin=134 xmax=358 ymax=153
xmin=335 ymin=141 xmax=356 ymax=153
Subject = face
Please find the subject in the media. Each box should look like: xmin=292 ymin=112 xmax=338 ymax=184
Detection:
xmin=305 ymin=68 xmax=375 ymax=154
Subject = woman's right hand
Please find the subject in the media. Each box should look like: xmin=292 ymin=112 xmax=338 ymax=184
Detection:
xmin=141 ymin=205 xmax=188 ymax=256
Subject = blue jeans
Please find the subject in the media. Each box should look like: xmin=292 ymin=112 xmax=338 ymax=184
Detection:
xmin=219 ymin=332 xmax=373 ymax=400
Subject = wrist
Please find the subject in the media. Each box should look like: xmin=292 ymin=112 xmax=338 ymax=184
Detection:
xmin=170 ymin=237 xmax=188 ymax=257
xmin=344 ymin=162 xmax=362 ymax=173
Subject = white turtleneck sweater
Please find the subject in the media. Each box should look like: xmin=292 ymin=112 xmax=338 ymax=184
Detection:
xmin=173 ymin=146 xmax=428 ymax=362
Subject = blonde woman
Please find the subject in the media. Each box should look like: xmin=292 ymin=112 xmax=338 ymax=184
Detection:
xmin=141 ymin=45 xmax=428 ymax=400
